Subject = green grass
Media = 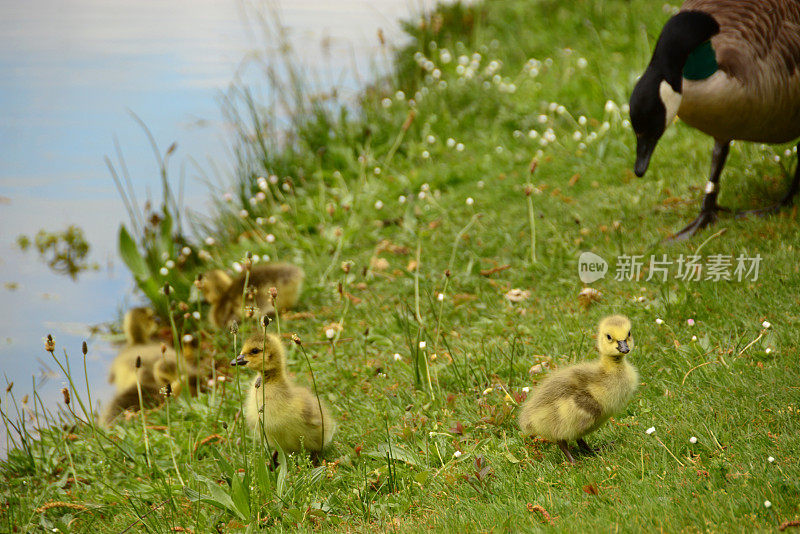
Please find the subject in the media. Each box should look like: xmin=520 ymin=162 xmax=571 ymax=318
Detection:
xmin=3 ymin=0 xmax=800 ymax=531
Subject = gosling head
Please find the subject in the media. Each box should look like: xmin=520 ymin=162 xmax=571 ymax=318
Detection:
xmin=597 ymin=315 xmax=634 ymax=361
xmin=629 ymin=10 xmax=719 ymax=177
xmin=123 ymin=307 xmax=158 ymax=345
xmin=230 ymin=333 xmax=286 ymax=378
xmin=196 ymin=270 xmax=233 ymax=304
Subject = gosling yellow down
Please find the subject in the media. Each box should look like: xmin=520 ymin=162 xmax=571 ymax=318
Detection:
xmin=109 ymin=308 xmax=176 ymax=393
xmin=197 ymin=263 xmax=304 ymax=329
xmin=518 ymin=315 xmax=638 ymax=463
xmin=231 ymin=333 xmax=335 ymax=454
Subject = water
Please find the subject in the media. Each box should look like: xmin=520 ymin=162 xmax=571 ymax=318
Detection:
xmin=0 ymin=0 xmax=424 ymax=451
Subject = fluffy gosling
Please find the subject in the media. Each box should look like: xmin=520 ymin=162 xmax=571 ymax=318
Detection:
xmin=231 ymin=333 xmax=335 ymax=454
xmin=123 ymin=307 xmax=158 ymax=345
xmin=101 ymin=357 xmax=198 ymax=427
xmin=197 ymin=263 xmax=304 ymax=329
xmin=518 ymin=315 xmax=638 ymax=463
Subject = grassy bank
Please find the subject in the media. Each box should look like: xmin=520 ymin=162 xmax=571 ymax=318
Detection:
xmin=3 ymin=0 xmax=799 ymax=531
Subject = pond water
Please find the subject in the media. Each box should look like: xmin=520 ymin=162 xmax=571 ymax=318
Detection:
xmin=0 ymin=0 xmax=423 ymax=452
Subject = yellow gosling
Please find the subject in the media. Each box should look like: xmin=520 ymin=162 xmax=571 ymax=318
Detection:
xmin=197 ymin=263 xmax=304 ymax=329
xmin=231 ymin=333 xmax=335 ymax=454
xmin=518 ymin=315 xmax=638 ymax=463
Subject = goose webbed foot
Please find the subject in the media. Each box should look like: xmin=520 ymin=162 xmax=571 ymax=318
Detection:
xmin=737 ymin=157 xmax=800 ymax=218
xmin=666 ymin=208 xmax=718 ymax=241
xmin=557 ymin=440 xmax=576 ymax=464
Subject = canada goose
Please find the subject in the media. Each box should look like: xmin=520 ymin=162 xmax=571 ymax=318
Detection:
xmin=197 ymin=263 xmax=304 ymax=329
xmin=231 ymin=333 xmax=335 ymax=454
xmin=518 ymin=315 xmax=638 ymax=463
xmin=629 ymin=1 xmax=800 ymax=239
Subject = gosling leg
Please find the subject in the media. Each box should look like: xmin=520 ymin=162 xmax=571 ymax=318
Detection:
xmin=668 ymin=140 xmax=730 ymax=241
xmin=557 ymin=440 xmax=576 ymax=464
xmin=736 ymin=142 xmax=800 ymax=218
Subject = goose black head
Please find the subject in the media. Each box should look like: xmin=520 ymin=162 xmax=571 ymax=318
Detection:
xmin=629 ymin=10 xmax=719 ymax=177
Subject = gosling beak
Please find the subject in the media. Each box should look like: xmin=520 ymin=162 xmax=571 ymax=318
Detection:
xmin=617 ymin=340 xmax=630 ymax=354
xmin=634 ymin=135 xmax=657 ymax=177
xmin=230 ymin=354 xmax=248 ymax=366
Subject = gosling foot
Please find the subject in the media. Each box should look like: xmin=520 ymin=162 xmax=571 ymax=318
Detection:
xmin=557 ymin=440 xmax=576 ymax=464
xmin=577 ymin=438 xmax=597 ymax=455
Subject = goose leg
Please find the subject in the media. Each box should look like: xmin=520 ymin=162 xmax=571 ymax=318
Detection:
xmin=557 ymin=440 xmax=576 ymax=463
xmin=668 ymin=140 xmax=730 ymax=241
xmin=736 ymin=142 xmax=800 ymax=218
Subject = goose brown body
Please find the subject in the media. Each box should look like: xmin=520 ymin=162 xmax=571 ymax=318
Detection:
xmin=679 ymin=0 xmax=800 ymax=143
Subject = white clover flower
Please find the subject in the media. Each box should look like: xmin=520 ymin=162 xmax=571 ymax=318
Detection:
xmin=268 ymin=215 xmax=277 ymax=224
xmin=556 ymin=105 xmax=566 ymax=115
xmin=182 ymin=334 xmax=193 ymax=343
xmin=495 ymin=146 xmax=503 ymax=153
xmin=159 ymin=267 xmax=169 ymax=276
xmin=604 ymin=100 xmax=617 ymax=113
xmin=762 ymin=320 xmax=771 ymax=329
xmin=689 ymin=436 xmax=698 ymax=444
xmin=622 ymin=119 xmax=631 ymax=129
xmin=477 ymin=180 xmax=485 ymax=189
xmin=522 ymin=386 xmax=530 ymax=393
xmin=765 ymin=347 xmax=772 ymax=354
xmin=446 ymin=138 xmax=456 ymax=148
xmin=239 ymin=209 xmax=249 ymax=218
xmin=572 ymin=131 xmax=582 ymax=141
xmin=528 ymin=129 xmax=539 ymax=139
xmin=325 ymin=328 xmax=336 ymax=339
xmin=269 ymin=174 xmax=279 ymax=184
xmin=198 ymin=250 xmax=212 ymax=261
xmin=453 ymin=450 xmax=462 ymax=458
xmin=192 ymin=311 xmax=201 ymax=320
xmin=691 ymin=335 xmax=698 ymax=341
xmin=256 ymin=192 xmax=266 ymax=202
xmin=223 ymin=192 xmax=233 ymax=202
xmin=687 ymin=318 xmax=695 ymax=326
xmin=181 ymin=246 xmax=191 ymax=255
xmin=266 ymin=234 xmax=276 ymax=243
xmin=419 ymin=341 xmax=426 ymax=349
xmin=458 ymin=54 xmax=469 ymax=65
xmin=537 ymin=114 xmax=548 ymax=124
xmin=426 ymin=135 xmax=436 ymax=144
xmin=422 ymin=150 xmax=430 ymax=159
xmin=256 ymin=217 xmax=265 ymax=225
xmin=465 ymin=197 xmax=474 ymax=206
xmin=764 ymin=501 xmax=772 ymax=509
xmin=437 ymin=293 xmax=445 ymax=302
xmin=257 ymin=177 xmax=268 ymax=190
xmin=398 ymin=195 xmax=407 ymax=204
xmin=456 ymin=65 xmax=465 ymax=75
xmin=249 ymin=197 xmax=258 ymax=206
xmin=252 ymin=254 xmax=260 ymax=262
xmin=165 ymin=260 xmax=175 ymax=269
xmin=282 ymin=183 xmax=291 ymax=192
xmin=578 ymin=115 xmax=587 ymax=126
xmin=418 ymin=191 xmax=427 ymax=200
xmin=374 ymin=200 xmax=384 ymax=210
xmin=543 ymin=129 xmax=556 ymax=142
xmin=548 ymin=102 xmax=558 ymax=112
xmin=768 ymin=456 xmax=775 ymax=463
xmin=456 ymin=142 xmax=465 ymax=151
xmin=576 ymin=57 xmax=588 ymax=69
xmin=393 ymin=353 xmax=402 ymax=361
xmin=395 ymin=90 xmax=405 ymax=100
xmin=645 ymin=427 xmax=656 ymax=435
xmin=655 ymin=318 xmax=664 ymax=325
xmin=232 ymin=262 xmax=243 ymax=273
xmin=507 ymin=83 xmax=516 ymax=93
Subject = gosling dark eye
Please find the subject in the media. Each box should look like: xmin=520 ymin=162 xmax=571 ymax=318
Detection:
xmin=606 ymin=334 xmax=612 ymax=341
xmin=250 ymin=348 xmax=261 ymax=355
xmin=627 ymin=331 xmax=631 ymax=339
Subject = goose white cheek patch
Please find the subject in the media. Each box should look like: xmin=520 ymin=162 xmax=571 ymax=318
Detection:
xmin=659 ymin=80 xmax=682 ymax=126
